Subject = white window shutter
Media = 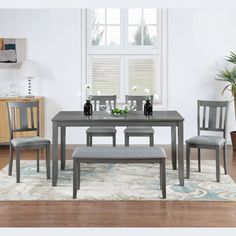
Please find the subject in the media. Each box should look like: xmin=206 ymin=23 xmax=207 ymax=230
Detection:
xmin=128 ymin=56 xmax=161 ymax=98
xmin=88 ymin=56 xmax=121 ymax=97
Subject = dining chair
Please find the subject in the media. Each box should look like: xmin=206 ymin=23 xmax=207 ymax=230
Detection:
xmin=7 ymin=101 xmax=50 ymax=183
xmin=185 ymin=100 xmax=229 ymax=182
xmin=86 ymin=95 xmax=117 ymax=146
xmin=124 ymin=95 xmax=154 ymax=146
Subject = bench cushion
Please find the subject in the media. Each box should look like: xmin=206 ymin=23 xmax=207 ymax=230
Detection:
xmin=73 ymin=146 xmax=166 ymax=161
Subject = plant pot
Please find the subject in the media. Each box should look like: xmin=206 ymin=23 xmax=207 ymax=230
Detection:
xmin=230 ymin=131 xmax=236 ymax=151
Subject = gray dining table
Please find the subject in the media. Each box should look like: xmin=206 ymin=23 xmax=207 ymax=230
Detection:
xmin=51 ymin=110 xmax=185 ymax=186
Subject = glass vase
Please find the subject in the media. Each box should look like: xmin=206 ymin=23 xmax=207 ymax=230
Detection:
xmin=144 ymin=100 xmax=153 ymax=116
xmin=84 ymin=100 xmax=93 ymax=116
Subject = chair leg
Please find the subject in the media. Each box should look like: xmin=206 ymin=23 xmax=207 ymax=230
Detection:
xmin=159 ymin=163 xmax=162 ymax=189
xmin=8 ymin=144 xmax=13 ymax=176
xmin=89 ymin=136 xmax=93 ymax=146
xmin=86 ymin=134 xmax=90 ymax=146
xmin=78 ymin=163 xmax=80 ymax=190
xmin=216 ymin=147 xmax=220 ymax=182
xmin=36 ymin=150 xmax=40 ymax=172
xmin=125 ymin=134 xmax=129 ymax=147
xmin=161 ymin=160 xmax=166 ymax=199
xmin=16 ymin=149 xmax=20 ymax=183
xmin=150 ymin=133 xmax=154 ymax=146
xmin=197 ymin=148 xmax=201 ymax=172
xmin=46 ymin=145 xmax=50 ymax=179
xmin=112 ymin=134 xmax=116 ymax=147
xmin=73 ymin=159 xmax=78 ymax=199
xmin=223 ymin=145 xmax=228 ymax=175
xmin=186 ymin=144 xmax=190 ymax=179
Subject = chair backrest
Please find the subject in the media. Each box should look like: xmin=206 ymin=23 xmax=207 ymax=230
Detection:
xmin=125 ymin=95 xmax=153 ymax=111
xmin=7 ymin=101 xmax=40 ymax=139
xmin=90 ymin=95 xmax=117 ymax=111
xmin=197 ymin=100 xmax=229 ymax=138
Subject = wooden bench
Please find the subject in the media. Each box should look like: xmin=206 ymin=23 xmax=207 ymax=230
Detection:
xmin=72 ymin=146 xmax=167 ymax=199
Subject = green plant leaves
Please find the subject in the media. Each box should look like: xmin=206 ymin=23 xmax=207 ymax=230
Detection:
xmin=226 ymin=51 xmax=236 ymax=64
xmin=216 ymin=67 xmax=236 ymax=84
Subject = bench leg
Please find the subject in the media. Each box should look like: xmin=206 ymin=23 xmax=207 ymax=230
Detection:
xmin=161 ymin=160 xmax=166 ymax=199
xmin=73 ymin=159 xmax=78 ymax=199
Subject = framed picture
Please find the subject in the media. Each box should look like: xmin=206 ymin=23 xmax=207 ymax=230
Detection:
xmin=0 ymin=38 xmax=26 ymax=67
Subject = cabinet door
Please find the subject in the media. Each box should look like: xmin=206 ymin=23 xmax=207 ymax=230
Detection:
xmin=0 ymin=100 xmax=10 ymax=143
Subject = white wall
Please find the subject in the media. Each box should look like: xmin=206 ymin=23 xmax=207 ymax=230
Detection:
xmin=0 ymin=9 xmax=235 ymax=145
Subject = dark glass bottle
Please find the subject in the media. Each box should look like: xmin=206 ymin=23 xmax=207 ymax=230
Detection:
xmin=144 ymin=99 xmax=153 ymax=116
xmin=84 ymin=100 xmax=93 ymax=116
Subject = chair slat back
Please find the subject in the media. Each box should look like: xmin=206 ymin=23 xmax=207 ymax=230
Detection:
xmin=7 ymin=101 xmax=40 ymax=139
xmin=197 ymin=100 xmax=229 ymax=137
xmin=90 ymin=95 xmax=117 ymax=111
xmin=125 ymin=95 xmax=153 ymax=111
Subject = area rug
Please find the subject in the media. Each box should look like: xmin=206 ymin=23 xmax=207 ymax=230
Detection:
xmin=0 ymin=160 xmax=236 ymax=201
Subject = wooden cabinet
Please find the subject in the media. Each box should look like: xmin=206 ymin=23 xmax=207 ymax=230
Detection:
xmin=0 ymin=97 xmax=44 ymax=144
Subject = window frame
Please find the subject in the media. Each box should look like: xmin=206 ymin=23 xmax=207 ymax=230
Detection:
xmin=81 ymin=8 xmax=168 ymax=108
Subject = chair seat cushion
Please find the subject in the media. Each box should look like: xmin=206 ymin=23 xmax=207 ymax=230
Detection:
xmin=86 ymin=127 xmax=117 ymax=134
xmin=185 ymin=135 xmax=225 ymax=147
xmin=11 ymin=136 xmax=50 ymax=148
xmin=124 ymin=126 xmax=154 ymax=134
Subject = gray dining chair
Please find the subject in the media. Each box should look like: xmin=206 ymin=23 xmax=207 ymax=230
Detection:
xmin=185 ymin=100 xmax=229 ymax=182
xmin=7 ymin=101 xmax=50 ymax=183
xmin=124 ymin=95 xmax=154 ymax=146
xmin=86 ymin=95 xmax=117 ymax=146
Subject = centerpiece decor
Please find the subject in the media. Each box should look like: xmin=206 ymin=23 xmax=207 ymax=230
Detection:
xmin=111 ymin=108 xmax=128 ymax=116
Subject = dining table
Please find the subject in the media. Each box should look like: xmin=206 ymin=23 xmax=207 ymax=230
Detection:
xmin=51 ymin=110 xmax=185 ymax=187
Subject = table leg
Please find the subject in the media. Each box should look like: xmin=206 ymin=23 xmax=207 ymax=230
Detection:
xmin=178 ymin=121 xmax=184 ymax=186
xmin=171 ymin=125 xmax=177 ymax=170
xmin=52 ymin=122 xmax=58 ymax=187
xmin=61 ymin=126 xmax=66 ymax=170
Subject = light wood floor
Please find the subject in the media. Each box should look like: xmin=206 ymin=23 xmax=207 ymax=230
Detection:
xmin=0 ymin=145 xmax=236 ymax=227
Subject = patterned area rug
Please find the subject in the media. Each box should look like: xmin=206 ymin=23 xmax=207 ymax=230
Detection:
xmin=0 ymin=160 xmax=236 ymax=201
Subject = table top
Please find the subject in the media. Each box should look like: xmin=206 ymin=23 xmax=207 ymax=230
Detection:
xmin=52 ymin=111 xmax=184 ymax=123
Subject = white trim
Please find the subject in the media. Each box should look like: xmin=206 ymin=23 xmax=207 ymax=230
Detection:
xmin=81 ymin=9 xmax=87 ymax=108
xmin=124 ymin=56 xmax=129 ymax=101
xmin=156 ymin=9 xmax=168 ymax=109
xmin=120 ymin=55 xmax=126 ymax=102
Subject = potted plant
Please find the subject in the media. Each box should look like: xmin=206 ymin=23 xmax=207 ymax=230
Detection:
xmin=217 ymin=51 xmax=236 ymax=151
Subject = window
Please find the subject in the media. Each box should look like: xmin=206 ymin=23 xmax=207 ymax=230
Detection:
xmin=83 ymin=8 xmax=167 ymax=107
